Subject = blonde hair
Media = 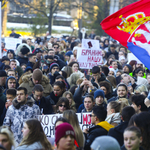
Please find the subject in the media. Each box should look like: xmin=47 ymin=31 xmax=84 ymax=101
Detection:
xmin=63 ymin=110 xmax=84 ymax=148
xmin=0 ymin=126 xmax=15 ymax=148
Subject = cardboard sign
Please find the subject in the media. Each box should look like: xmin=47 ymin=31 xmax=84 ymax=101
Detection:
xmin=5 ymin=37 xmax=22 ymax=50
xmin=38 ymin=113 xmax=91 ymax=138
xmin=77 ymin=39 xmax=102 ymax=69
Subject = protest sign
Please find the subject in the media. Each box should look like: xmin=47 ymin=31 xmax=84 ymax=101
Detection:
xmin=38 ymin=112 xmax=91 ymax=137
xmin=77 ymin=39 xmax=102 ymax=69
xmin=5 ymin=37 xmax=22 ymax=50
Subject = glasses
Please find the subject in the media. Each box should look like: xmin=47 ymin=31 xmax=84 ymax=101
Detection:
xmin=59 ymin=104 xmax=66 ymax=107
xmin=90 ymin=114 xmax=95 ymax=117
xmin=54 ymin=47 xmax=58 ymax=49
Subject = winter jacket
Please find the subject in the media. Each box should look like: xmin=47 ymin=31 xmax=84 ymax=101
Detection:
xmin=17 ymin=56 xmax=28 ymax=66
xmin=105 ymin=112 xmax=121 ymax=125
xmin=84 ymin=121 xmax=114 ymax=150
xmin=3 ymin=97 xmax=40 ymax=144
xmin=108 ymin=121 xmax=128 ymax=146
xmin=15 ymin=66 xmax=24 ymax=77
xmin=16 ymin=43 xmax=32 ymax=55
xmin=106 ymin=51 xmax=118 ymax=60
xmin=50 ymin=91 xmax=63 ymax=104
xmin=30 ymin=94 xmax=54 ymax=114
xmin=19 ymin=74 xmax=53 ymax=97
xmin=15 ymin=141 xmax=44 ymax=150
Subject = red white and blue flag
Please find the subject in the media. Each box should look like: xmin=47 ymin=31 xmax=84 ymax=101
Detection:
xmin=100 ymin=0 xmax=150 ymax=69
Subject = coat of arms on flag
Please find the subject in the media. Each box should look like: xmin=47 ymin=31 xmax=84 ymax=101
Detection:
xmin=100 ymin=0 xmax=150 ymax=69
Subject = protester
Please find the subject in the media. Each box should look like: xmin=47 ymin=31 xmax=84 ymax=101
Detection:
xmin=108 ymin=106 xmax=135 ymax=146
xmin=63 ymin=110 xmax=84 ymax=149
xmin=83 ymin=106 xmax=114 ymax=150
xmin=55 ymin=122 xmax=77 ymax=150
xmin=122 ymin=126 xmax=144 ymax=150
xmin=55 ymin=97 xmax=70 ymax=113
xmin=3 ymin=87 xmax=40 ymax=144
xmin=0 ymin=126 xmax=15 ymax=150
xmin=91 ymin=136 xmax=120 ymax=150
xmin=16 ymin=119 xmax=52 ymax=150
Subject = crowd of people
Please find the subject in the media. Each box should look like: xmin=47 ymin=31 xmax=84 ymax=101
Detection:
xmin=0 ymin=33 xmax=150 ymax=150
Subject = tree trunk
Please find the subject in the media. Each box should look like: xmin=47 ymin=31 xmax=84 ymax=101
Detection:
xmin=48 ymin=0 xmax=54 ymax=35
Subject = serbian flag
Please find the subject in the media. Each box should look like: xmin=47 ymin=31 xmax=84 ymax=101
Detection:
xmin=100 ymin=0 xmax=150 ymax=69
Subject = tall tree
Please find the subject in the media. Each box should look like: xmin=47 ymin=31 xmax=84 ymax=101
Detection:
xmin=8 ymin=0 xmax=65 ymax=35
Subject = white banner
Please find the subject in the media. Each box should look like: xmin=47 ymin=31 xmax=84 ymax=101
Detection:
xmin=5 ymin=37 xmax=22 ymax=50
xmin=38 ymin=113 xmax=91 ymax=137
xmin=77 ymin=39 xmax=103 ymax=69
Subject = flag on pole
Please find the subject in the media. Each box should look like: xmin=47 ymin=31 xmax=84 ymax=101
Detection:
xmin=100 ymin=0 xmax=150 ymax=69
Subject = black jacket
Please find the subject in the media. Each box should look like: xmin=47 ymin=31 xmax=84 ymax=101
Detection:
xmin=31 ymin=94 xmax=54 ymax=114
xmin=84 ymin=122 xmax=111 ymax=150
xmin=106 ymin=51 xmax=118 ymax=60
xmin=17 ymin=56 xmax=28 ymax=66
xmin=108 ymin=121 xmax=128 ymax=146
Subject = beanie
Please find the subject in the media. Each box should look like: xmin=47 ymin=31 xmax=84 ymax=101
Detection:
xmin=94 ymin=89 xmax=105 ymax=99
xmin=32 ymin=69 xmax=43 ymax=81
xmin=34 ymin=48 xmax=43 ymax=54
xmin=124 ymin=64 xmax=132 ymax=73
xmin=55 ymin=123 xmax=76 ymax=144
xmin=20 ymin=46 xmax=30 ymax=55
xmin=91 ymin=136 xmax=120 ymax=150
xmin=65 ymin=51 xmax=73 ymax=57
xmin=49 ymin=63 xmax=59 ymax=72
xmin=92 ymin=66 xmax=100 ymax=74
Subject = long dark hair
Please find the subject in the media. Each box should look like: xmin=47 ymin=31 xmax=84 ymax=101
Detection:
xmin=134 ymin=112 xmax=150 ymax=150
xmin=19 ymin=119 xmax=52 ymax=150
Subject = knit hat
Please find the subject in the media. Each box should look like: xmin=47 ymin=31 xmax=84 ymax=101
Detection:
xmin=32 ymin=69 xmax=43 ymax=81
xmin=49 ymin=63 xmax=59 ymax=72
xmin=20 ymin=46 xmax=30 ymax=55
xmin=92 ymin=66 xmax=100 ymax=74
xmin=7 ymin=49 xmax=15 ymax=56
xmin=55 ymin=123 xmax=76 ymax=144
xmin=91 ymin=136 xmax=120 ymax=150
xmin=94 ymin=89 xmax=105 ymax=99
xmin=24 ymin=66 xmax=33 ymax=73
xmin=65 ymin=51 xmax=73 ymax=57
xmin=124 ymin=64 xmax=132 ymax=73
xmin=34 ymin=48 xmax=43 ymax=54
